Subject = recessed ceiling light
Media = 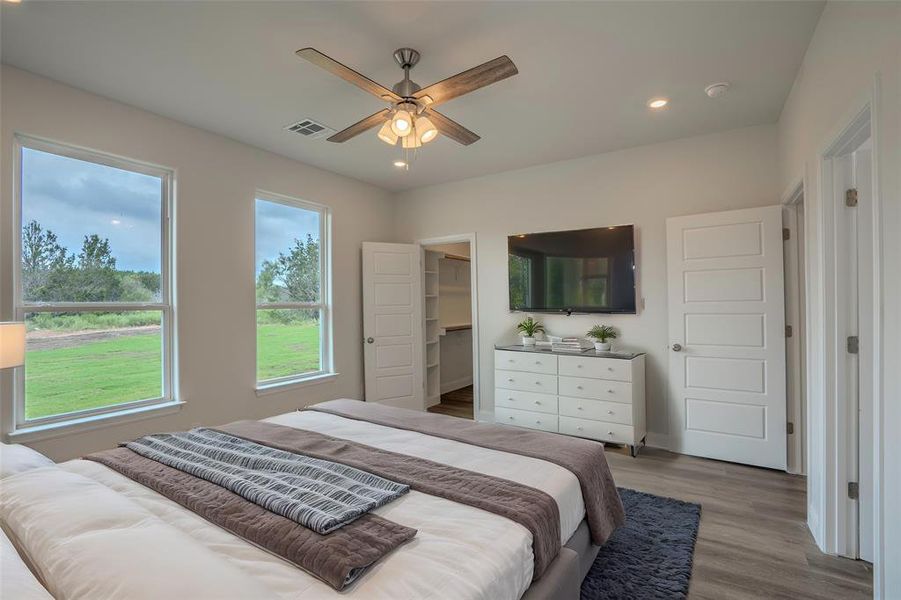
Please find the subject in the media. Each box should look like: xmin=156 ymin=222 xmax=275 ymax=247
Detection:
xmin=647 ymin=98 xmax=669 ymax=109
xmin=393 ymin=160 xmax=407 ymax=168
xmin=705 ymin=82 xmax=731 ymax=98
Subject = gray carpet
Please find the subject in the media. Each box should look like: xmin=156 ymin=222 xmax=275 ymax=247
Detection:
xmin=581 ymin=488 xmax=701 ymax=600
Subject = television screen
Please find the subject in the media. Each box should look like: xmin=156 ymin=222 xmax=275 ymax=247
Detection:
xmin=508 ymin=225 xmax=636 ymax=314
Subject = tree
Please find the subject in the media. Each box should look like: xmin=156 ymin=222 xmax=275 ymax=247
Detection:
xmin=254 ymin=235 xmax=320 ymax=324
xmin=278 ymin=234 xmax=320 ymax=303
xmin=71 ymin=234 xmax=120 ymax=301
xmin=78 ymin=234 xmax=116 ymax=270
xmin=21 ymin=220 xmax=73 ymax=300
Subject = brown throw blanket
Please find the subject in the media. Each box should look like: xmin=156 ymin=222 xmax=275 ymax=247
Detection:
xmin=215 ymin=420 xmax=562 ymax=579
xmin=85 ymin=448 xmax=416 ymax=591
xmin=305 ymin=399 xmax=626 ymax=546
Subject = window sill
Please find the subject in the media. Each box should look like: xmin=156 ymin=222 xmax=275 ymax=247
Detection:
xmin=256 ymin=372 xmax=339 ymax=397
xmin=6 ymin=400 xmax=185 ymax=444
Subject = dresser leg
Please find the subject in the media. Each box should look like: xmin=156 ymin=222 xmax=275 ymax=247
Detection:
xmin=629 ymin=444 xmax=638 ymax=458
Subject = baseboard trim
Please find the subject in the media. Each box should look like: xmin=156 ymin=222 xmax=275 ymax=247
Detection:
xmin=644 ymin=432 xmax=671 ymax=451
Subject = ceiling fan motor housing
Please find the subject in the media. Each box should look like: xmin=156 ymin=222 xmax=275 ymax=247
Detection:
xmin=392 ymin=48 xmax=422 ymax=98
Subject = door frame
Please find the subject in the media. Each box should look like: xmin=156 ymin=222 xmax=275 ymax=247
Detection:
xmin=814 ymin=93 xmax=882 ymax=567
xmin=782 ymin=179 xmax=807 ymax=476
xmin=417 ymin=233 xmax=481 ymax=419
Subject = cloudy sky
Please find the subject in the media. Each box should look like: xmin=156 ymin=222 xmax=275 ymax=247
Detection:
xmin=22 ymin=147 xmax=319 ymax=275
xmin=255 ymin=198 xmax=319 ymax=277
xmin=22 ymin=147 xmax=162 ymax=272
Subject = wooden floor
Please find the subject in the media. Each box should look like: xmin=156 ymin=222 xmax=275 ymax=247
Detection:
xmin=427 ymin=385 xmax=474 ymax=419
xmin=603 ymin=446 xmax=872 ymax=599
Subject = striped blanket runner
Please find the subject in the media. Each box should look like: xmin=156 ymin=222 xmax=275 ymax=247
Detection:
xmin=125 ymin=428 xmax=409 ymax=534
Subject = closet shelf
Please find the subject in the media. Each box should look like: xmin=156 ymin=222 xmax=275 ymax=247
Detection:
xmin=444 ymin=323 xmax=472 ymax=332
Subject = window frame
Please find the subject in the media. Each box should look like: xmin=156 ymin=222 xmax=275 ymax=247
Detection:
xmin=11 ymin=134 xmax=176 ymax=430
xmin=254 ymin=190 xmax=333 ymax=389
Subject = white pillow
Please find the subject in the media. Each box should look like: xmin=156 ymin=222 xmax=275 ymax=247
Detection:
xmin=1 ymin=528 xmax=53 ymax=600
xmin=0 ymin=443 xmax=55 ymax=479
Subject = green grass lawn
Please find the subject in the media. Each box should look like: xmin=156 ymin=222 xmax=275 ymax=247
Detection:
xmin=24 ymin=321 xmax=320 ymax=420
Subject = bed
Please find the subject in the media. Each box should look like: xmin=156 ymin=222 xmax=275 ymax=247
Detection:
xmin=0 ymin=399 xmax=623 ymax=600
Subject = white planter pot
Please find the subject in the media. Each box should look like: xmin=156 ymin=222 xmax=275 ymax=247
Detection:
xmin=522 ymin=336 xmax=536 ymax=346
xmin=594 ymin=342 xmax=612 ymax=351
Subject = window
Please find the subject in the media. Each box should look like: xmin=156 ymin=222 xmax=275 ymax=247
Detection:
xmin=14 ymin=136 xmax=173 ymax=429
xmin=255 ymin=193 xmax=331 ymax=386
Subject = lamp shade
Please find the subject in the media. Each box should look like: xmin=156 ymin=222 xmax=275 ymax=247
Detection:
xmin=0 ymin=322 xmax=25 ymax=369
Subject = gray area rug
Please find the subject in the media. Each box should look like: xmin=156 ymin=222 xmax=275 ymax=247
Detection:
xmin=581 ymin=488 xmax=701 ymax=599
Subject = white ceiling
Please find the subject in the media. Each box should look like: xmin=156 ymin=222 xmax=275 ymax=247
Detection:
xmin=1 ymin=1 xmax=823 ymax=192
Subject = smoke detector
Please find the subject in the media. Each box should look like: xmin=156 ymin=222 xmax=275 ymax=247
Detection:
xmin=705 ymin=82 xmax=731 ymax=98
xmin=284 ymin=118 xmax=336 ymax=140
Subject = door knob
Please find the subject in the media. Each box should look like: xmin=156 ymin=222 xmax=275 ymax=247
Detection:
xmin=672 ymin=343 xmax=682 ymax=352
xmin=366 ymin=337 xmax=374 ymax=344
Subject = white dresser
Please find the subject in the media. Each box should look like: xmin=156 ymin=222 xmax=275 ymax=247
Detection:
xmin=493 ymin=346 xmax=646 ymax=456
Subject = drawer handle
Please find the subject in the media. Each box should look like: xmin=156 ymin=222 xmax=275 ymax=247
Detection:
xmin=508 ymin=416 xmax=514 ymax=420
xmin=608 ymin=367 xmax=614 ymax=371
xmin=576 ymin=364 xmax=582 ymax=368
xmin=576 ymin=385 xmax=583 ymax=390
xmin=607 ymin=431 xmax=614 ymax=435
xmin=534 ymin=381 xmax=541 ymax=385
xmin=534 ymin=400 xmax=541 ymax=405
xmin=535 ymin=420 xmax=542 ymax=425
xmin=508 ymin=397 xmax=514 ymax=401
xmin=535 ymin=361 xmax=541 ymax=365
xmin=577 ymin=426 xmax=583 ymax=431
xmin=607 ymin=410 xmax=614 ymax=415
xmin=608 ymin=389 xmax=614 ymax=393
xmin=508 ymin=378 xmax=514 ymax=382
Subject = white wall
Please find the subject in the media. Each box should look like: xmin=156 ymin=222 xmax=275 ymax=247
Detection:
xmin=775 ymin=3 xmax=901 ymax=596
xmin=0 ymin=66 xmax=396 ymax=461
xmin=394 ymin=124 xmax=780 ymax=437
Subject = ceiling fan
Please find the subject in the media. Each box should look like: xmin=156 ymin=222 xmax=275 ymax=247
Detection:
xmin=296 ymin=47 xmax=518 ymax=155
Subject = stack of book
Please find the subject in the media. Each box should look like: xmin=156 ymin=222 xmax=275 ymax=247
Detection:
xmin=551 ymin=338 xmax=593 ymax=353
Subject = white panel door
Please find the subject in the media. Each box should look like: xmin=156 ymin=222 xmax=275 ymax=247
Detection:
xmin=667 ymin=206 xmax=786 ymax=469
xmin=362 ymin=242 xmax=424 ymax=410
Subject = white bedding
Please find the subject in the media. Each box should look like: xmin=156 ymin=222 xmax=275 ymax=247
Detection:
xmin=1 ymin=410 xmax=587 ymax=600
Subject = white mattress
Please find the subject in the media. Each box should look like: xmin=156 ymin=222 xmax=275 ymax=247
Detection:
xmin=1 ymin=410 xmax=586 ymax=600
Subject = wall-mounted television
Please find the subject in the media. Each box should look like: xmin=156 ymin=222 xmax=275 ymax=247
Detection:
xmin=508 ymin=225 xmax=637 ymax=314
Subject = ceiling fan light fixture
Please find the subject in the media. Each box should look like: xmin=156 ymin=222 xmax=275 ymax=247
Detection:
xmin=377 ymin=121 xmax=398 ymax=145
xmin=415 ymin=115 xmax=438 ymax=144
xmin=390 ymin=107 xmax=414 ymax=137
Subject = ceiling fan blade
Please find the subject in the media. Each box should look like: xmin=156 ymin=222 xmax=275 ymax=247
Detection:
xmin=296 ymin=48 xmax=401 ymax=102
xmin=414 ymin=56 xmax=518 ymax=108
xmin=327 ymin=109 xmax=391 ymax=143
xmin=426 ymin=109 xmax=480 ymax=145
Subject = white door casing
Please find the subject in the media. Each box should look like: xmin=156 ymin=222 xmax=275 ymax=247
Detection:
xmin=362 ymin=242 xmax=424 ymax=410
xmin=666 ymin=206 xmax=787 ymax=470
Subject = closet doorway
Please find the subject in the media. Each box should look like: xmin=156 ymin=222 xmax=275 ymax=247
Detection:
xmin=420 ymin=235 xmax=479 ymax=420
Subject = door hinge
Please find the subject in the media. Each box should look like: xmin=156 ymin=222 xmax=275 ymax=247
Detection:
xmin=787 ymin=422 xmax=794 ymax=435
xmin=847 ymin=335 xmax=859 ymax=354
xmin=845 ymin=188 xmax=858 ymax=207
xmin=848 ymin=481 xmax=859 ymax=500
xmin=783 ymin=227 xmax=791 ymax=241
xmin=785 ymin=325 xmax=793 ymax=338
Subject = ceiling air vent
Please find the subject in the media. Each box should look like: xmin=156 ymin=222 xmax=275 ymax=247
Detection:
xmin=284 ymin=119 xmax=336 ymax=140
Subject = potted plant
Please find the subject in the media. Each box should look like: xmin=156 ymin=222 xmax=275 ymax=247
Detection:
xmin=587 ymin=324 xmax=618 ymax=352
xmin=516 ymin=317 xmax=544 ymax=346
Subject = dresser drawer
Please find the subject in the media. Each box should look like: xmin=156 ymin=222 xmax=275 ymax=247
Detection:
xmin=559 ymin=416 xmax=634 ymax=443
xmin=558 ymin=376 xmax=633 ymax=403
xmin=494 ymin=388 xmax=558 ymax=415
xmin=558 ymin=396 xmax=633 ymax=425
xmin=558 ymin=355 xmax=632 ymax=382
xmin=494 ymin=350 xmax=558 ymax=375
xmin=495 ymin=407 xmax=558 ymax=433
xmin=496 ymin=369 xmax=558 ymax=394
